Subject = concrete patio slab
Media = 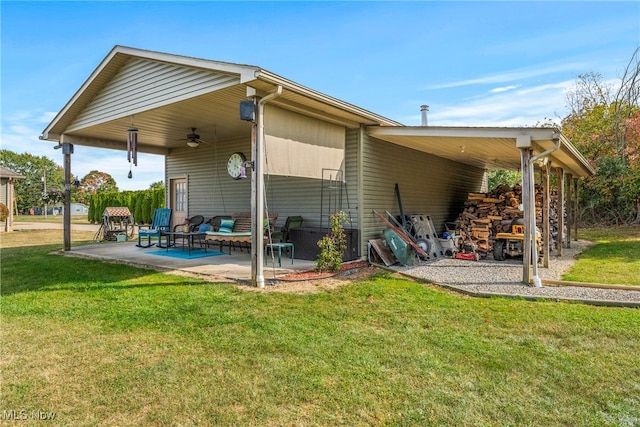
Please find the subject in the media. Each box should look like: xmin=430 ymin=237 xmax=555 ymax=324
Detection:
xmin=63 ymin=241 xmax=317 ymax=284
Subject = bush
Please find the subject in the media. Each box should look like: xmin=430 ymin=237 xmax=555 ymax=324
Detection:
xmin=0 ymin=203 xmax=8 ymax=222
xmin=88 ymin=189 xmax=165 ymax=224
xmin=315 ymin=211 xmax=349 ymax=272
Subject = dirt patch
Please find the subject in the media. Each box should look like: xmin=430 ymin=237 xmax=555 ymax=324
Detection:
xmin=241 ymin=261 xmax=382 ymax=293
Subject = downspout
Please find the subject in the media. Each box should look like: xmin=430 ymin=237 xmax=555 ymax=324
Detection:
xmin=529 ymin=133 xmax=561 ymax=287
xmin=254 ymin=85 xmax=282 ymax=288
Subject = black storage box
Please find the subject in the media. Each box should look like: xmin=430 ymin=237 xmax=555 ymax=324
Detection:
xmin=289 ymin=227 xmax=359 ymax=261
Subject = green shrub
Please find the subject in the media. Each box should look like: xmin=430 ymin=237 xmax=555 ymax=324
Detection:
xmin=315 ymin=211 xmax=349 ymax=272
xmin=0 ymin=203 xmax=8 ymax=222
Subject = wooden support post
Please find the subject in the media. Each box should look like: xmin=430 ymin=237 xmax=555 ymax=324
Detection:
xmin=573 ymin=178 xmax=579 ymax=241
xmin=542 ymin=162 xmax=550 ymax=268
xmin=566 ymin=173 xmax=573 ymax=248
xmin=556 ymin=167 xmax=565 ymax=257
xmin=521 ymin=148 xmax=532 ymax=285
xmin=62 ymin=142 xmax=73 ymax=251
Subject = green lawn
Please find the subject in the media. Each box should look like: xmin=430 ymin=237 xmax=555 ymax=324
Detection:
xmin=14 ymin=214 xmax=93 ymax=224
xmin=1 ymin=229 xmax=639 ymax=426
xmin=563 ymin=226 xmax=640 ymax=286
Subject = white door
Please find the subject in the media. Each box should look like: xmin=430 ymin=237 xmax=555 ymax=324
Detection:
xmin=170 ymin=178 xmax=187 ymax=229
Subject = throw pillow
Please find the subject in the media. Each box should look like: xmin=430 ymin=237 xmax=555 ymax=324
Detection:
xmin=198 ymin=223 xmax=212 ymax=232
xmin=219 ymin=218 xmax=235 ymax=233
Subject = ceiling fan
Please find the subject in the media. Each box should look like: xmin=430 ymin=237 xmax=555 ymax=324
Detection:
xmin=183 ymin=128 xmax=207 ymax=148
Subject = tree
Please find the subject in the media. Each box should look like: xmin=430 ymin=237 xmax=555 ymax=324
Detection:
xmin=149 ymin=181 xmax=164 ymax=190
xmin=561 ymin=48 xmax=640 ymax=224
xmin=487 ymin=170 xmax=522 ymax=191
xmin=76 ymin=170 xmax=118 ymax=203
xmin=0 ymin=149 xmax=64 ymax=213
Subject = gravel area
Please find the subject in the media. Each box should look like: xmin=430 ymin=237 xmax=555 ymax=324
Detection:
xmin=393 ymin=240 xmax=640 ymax=307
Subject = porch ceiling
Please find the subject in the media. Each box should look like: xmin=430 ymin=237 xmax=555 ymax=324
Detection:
xmin=368 ymin=126 xmax=595 ymax=178
xmin=58 ymin=85 xmax=255 ymax=155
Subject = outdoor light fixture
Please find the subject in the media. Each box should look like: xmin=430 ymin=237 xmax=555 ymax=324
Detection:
xmin=187 ymin=140 xmax=199 ymax=148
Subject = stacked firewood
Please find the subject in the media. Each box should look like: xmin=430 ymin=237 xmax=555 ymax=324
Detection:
xmin=453 ymin=184 xmax=559 ymax=258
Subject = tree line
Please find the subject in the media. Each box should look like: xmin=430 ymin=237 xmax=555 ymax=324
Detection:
xmin=0 ymin=149 xmax=164 ymax=224
xmin=88 ymin=189 xmax=165 ymax=225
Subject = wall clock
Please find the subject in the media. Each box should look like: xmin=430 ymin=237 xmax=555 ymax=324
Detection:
xmin=227 ymin=152 xmax=246 ymax=179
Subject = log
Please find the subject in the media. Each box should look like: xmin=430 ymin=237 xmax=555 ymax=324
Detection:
xmin=452 ymin=183 xmax=560 ymax=259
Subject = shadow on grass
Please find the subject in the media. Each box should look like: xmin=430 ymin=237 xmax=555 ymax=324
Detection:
xmin=0 ymin=244 xmax=203 ymax=296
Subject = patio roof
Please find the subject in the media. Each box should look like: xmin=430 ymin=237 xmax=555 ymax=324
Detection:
xmin=40 ymin=45 xmax=402 ymax=152
xmin=368 ymin=126 xmax=595 ymax=178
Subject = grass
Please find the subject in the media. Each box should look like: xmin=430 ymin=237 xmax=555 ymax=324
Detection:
xmin=1 ymin=228 xmax=639 ymax=425
xmin=14 ymin=214 xmax=93 ymax=224
xmin=563 ymin=226 xmax=640 ymax=286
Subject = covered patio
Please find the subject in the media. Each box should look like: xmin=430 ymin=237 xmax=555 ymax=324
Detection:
xmin=39 ymin=46 xmax=595 ymax=288
xmin=64 ymin=240 xmax=317 ymax=284
xmin=369 ymin=125 xmax=595 ymax=286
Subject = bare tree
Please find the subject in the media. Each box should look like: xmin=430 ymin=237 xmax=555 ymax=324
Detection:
xmin=613 ymin=46 xmax=640 ymax=158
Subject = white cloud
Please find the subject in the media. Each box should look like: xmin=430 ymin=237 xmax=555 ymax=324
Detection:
xmin=410 ymin=80 xmax=574 ymax=127
xmin=425 ymin=62 xmax=585 ymax=90
xmin=490 ymin=85 xmax=519 ymax=94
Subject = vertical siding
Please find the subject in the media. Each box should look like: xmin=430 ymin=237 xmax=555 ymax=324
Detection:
xmin=361 ymin=133 xmax=485 ymax=245
xmin=0 ymin=180 xmax=8 ymax=205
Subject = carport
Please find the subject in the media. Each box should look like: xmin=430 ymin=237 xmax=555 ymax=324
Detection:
xmin=368 ymin=126 xmax=595 ymax=285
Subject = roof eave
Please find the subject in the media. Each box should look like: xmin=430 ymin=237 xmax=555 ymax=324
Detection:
xmin=254 ymin=70 xmax=403 ymax=127
xmin=41 ymin=45 xmax=262 ymax=140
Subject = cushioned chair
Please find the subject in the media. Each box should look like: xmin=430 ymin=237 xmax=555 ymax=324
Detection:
xmin=271 ymin=216 xmax=303 ymax=243
xmin=173 ymin=215 xmax=205 ymax=232
xmin=136 ymin=208 xmax=172 ymax=248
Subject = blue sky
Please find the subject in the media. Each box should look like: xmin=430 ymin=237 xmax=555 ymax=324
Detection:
xmin=2 ymin=1 xmax=639 ymax=190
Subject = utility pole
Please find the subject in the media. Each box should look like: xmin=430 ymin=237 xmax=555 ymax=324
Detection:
xmin=54 ymin=142 xmax=73 ymax=251
xmin=42 ymin=170 xmax=47 ymax=218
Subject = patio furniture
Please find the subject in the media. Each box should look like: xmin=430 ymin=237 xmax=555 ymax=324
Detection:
xmin=271 ymin=215 xmax=303 ymax=243
xmin=94 ymin=207 xmax=135 ymax=242
xmin=204 ymin=212 xmax=278 ymax=254
xmin=159 ymin=230 xmax=207 ymax=255
xmin=173 ymin=215 xmax=205 ymax=233
xmin=264 ymin=242 xmax=295 ymax=267
xmin=136 ymin=208 xmax=172 ymax=248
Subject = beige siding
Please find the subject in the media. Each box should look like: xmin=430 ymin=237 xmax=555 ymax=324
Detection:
xmin=0 ymin=180 xmax=8 ymax=205
xmin=166 ymin=129 xmax=485 ymax=260
xmin=166 ymin=137 xmax=252 ymax=219
xmin=69 ymin=58 xmax=240 ymax=130
xmin=264 ymin=105 xmax=345 ymax=179
xmin=166 ymin=129 xmax=353 ymax=233
xmin=361 ymin=133 xmax=485 ymax=245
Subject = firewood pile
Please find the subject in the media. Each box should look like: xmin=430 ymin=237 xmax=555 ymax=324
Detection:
xmin=453 ymin=184 xmax=560 ymax=258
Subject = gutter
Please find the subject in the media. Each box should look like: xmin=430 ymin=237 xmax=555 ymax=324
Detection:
xmin=254 ymin=85 xmax=282 ymax=289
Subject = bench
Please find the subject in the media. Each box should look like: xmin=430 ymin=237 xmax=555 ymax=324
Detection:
xmin=204 ymin=212 xmax=278 ymax=254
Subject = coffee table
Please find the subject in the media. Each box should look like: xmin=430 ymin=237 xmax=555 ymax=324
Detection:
xmin=159 ymin=231 xmax=206 ymax=255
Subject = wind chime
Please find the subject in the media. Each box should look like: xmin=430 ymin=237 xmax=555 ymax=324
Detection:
xmin=127 ymin=118 xmax=138 ymax=179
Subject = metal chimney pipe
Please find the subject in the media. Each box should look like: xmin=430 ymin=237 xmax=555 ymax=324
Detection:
xmin=420 ymin=105 xmax=429 ymax=126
